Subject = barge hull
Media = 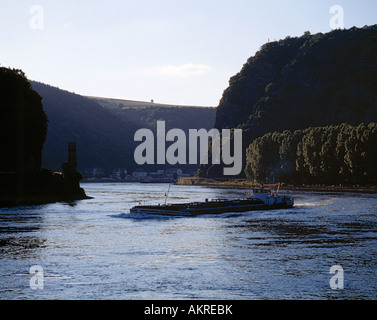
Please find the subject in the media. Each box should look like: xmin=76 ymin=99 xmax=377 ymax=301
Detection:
xmin=130 ymin=203 xmax=293 ymax=217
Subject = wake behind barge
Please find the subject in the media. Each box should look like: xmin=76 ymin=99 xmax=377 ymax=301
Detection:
xmin=130 ymin=189 xmax=294 ymax=217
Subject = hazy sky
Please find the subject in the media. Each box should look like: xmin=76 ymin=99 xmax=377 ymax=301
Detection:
xmin=1 ymin=0 xmax=376 ymax=106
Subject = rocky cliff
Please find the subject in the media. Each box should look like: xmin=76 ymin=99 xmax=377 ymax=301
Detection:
xmin=201 ymin=25 xmax=377 ymax=178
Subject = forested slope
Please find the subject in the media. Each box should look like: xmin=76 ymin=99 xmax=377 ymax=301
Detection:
xmin=200 ymin=25 xmax=377 ymax=182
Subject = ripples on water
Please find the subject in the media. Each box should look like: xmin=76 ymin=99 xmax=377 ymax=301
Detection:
xmin=1 ymin=183 xmax=376 ymax=300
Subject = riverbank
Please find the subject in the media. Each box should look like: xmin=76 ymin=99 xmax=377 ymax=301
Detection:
xmin=280 ymin=184 xmax=377 ymax=194
xmin=176 ymin=177 xmax=377 ymax=194
xmin=0 ymin=191 xmax=91 ymax=207
xmin=0 ymin=172 xmax=91 ymax=207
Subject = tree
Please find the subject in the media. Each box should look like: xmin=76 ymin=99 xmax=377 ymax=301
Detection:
xmin=245 ymin=122 xmax=377 ymax=185
xmin=0 ymin=67 xmax=48 ymax=173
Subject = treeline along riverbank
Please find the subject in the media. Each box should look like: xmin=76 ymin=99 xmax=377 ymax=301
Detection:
xmin=245 ymin=123 xmax=377 ymax=186
xmin=177 ymin=177 xmax=377 ymax=194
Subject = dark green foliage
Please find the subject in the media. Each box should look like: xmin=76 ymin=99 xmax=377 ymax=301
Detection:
xmin=110 ymin=105 xmax=216 ymax=134
xmin=31 ymin=81 xmax=137 ymax=171
xmin=0 ymin=68 xmax=88 ymax=206
xmin=245 ymin=123 xmax=377 ymax=185
xmin=0 ymin=67 xmax=47 ymax=173
xmin=104 ymin=105 xmax=216 ymax=173
xmin=31 ymin=82 xmax=216 ymax=172
xmin=207 ymin=25 xmax=377 ymax=179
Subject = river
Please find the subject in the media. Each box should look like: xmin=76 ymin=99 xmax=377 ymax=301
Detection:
xmin=1 ymin=183 xmax=376 ymax=300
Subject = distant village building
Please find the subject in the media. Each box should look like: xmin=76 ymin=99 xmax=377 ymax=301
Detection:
xmin=165 ymin=168 xmax=183 ymax=179
xmin=132 ymin=168 xmax=148 ymax=179
xmin=81 ymin=166 xmax=195 ymax=181
xmin=112 ymin=168 xmax=127 ymax=180
xmin=82 ymin=167 xmax=106 ymax=180
xmin=92 ymin=168 xmax=106 ymax=178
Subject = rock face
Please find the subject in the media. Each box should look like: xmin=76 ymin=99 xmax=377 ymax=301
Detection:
xmin=0 ymin=67 xmax=89 ymax=207
xmin=0 ymin=140 xmax=90 ymax=207
xmin=0 ymin=67 xmax=48 ymax=173
xmin=200 ymin=25 xmax=377 ymax=178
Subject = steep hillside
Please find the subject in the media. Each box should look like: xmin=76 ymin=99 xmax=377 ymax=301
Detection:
xmin=1 ymin=69 xmax=87 ymax=206
xmin=1 ymin=68 xmax=47 ymax=173
xmin=216 ymin=26 xmax=377 ymax=133
xmin=201 ymin=25 xmax=377 ymax=178
xmin=88 ymin=96 xmax=209 ymax=109
xmin=31 ymin=81 xmax=136 ymax=171
xmin=88 ymin=96 xmax=216 ymax=132
xmin=31 ymin=82 xmax=216 ymax=173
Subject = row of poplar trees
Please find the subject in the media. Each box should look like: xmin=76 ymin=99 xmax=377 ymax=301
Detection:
xmin=245 ymin=123 xmax=377 ymax=185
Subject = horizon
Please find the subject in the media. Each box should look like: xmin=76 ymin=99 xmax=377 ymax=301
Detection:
xmin=30 ymin=79 xmax=216 ymax=107
xmin=1 ymin=0 xmax=377 ymax=106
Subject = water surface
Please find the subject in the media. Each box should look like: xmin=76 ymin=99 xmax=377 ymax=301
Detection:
xmin=1 ymin=183 xmax=376 ymax=300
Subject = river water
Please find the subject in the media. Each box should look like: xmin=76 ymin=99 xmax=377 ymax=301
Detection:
xmin=1 ymin=182 xmax=376 ymax=300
